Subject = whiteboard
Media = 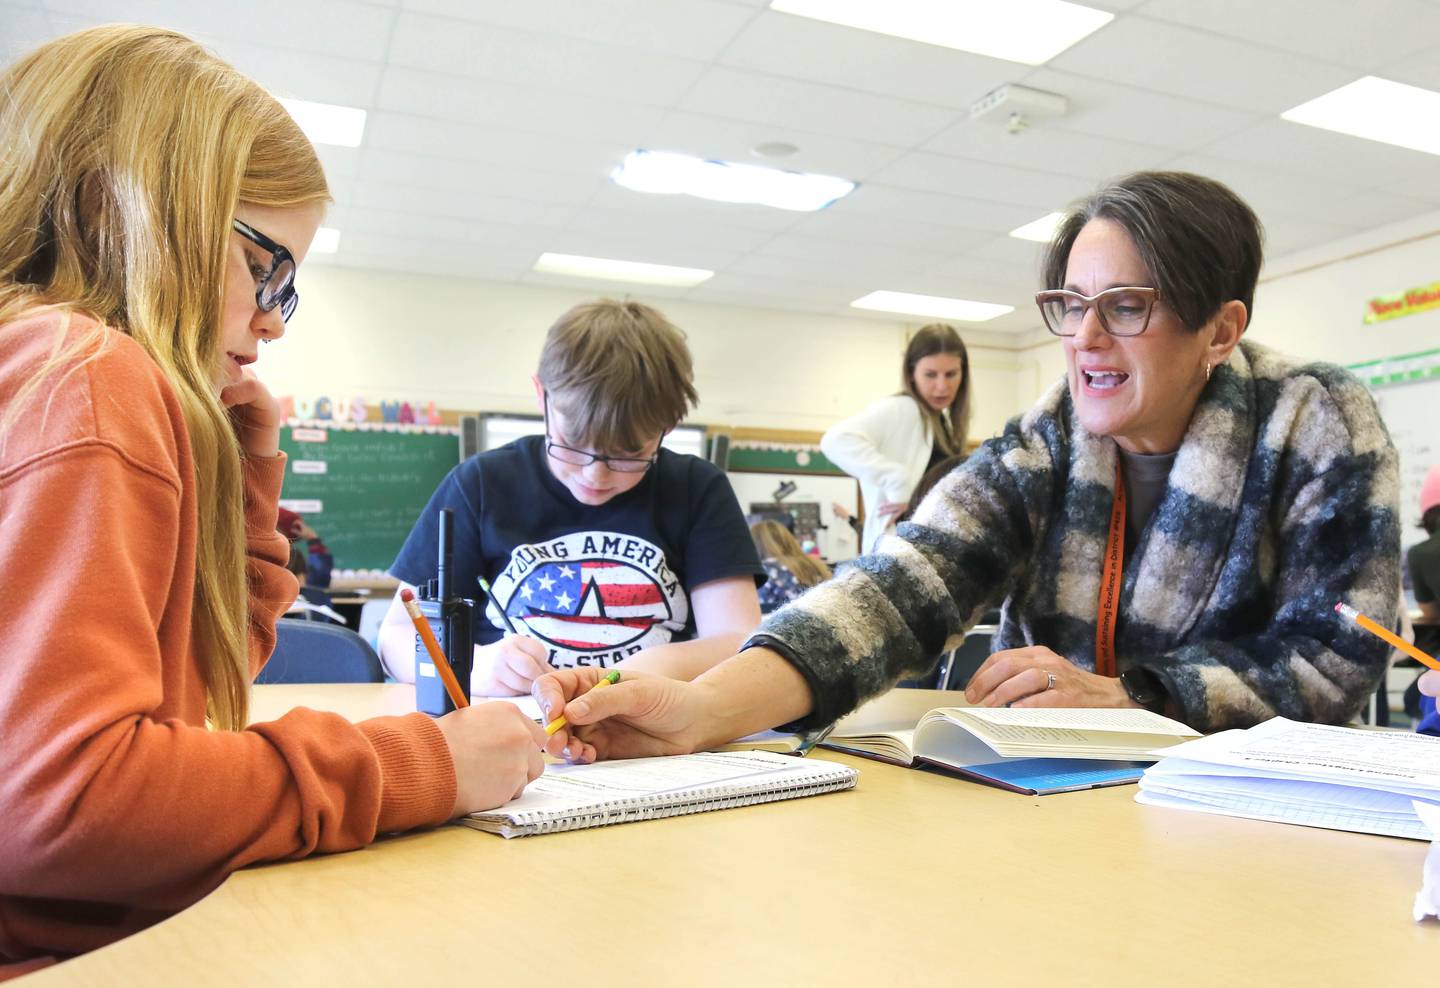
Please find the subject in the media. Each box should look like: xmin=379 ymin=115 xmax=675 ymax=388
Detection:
xmin=1371 ymin=378 xmax=1439 ymax=553
xmin=724 ymin=471 xmax=861 ymax=562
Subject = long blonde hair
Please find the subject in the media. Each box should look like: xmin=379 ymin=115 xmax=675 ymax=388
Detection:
xmin=0 ymin=26 xmax=330 ymax=729
xmin=750 ymin=520 xmax=831 ymax=588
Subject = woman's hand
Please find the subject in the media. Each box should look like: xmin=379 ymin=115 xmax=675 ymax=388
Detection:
xmin=874 ymin=501 xmax=908 ymax=524
xmin=965 ymin=645 xmax=1134 ymax=708
xmin=219 ymin=367 xmax=283 ymax=458
xmin=1419 ymin=669 xmax=1440 ymax=698
xmin=471 ymin=634 xmax=552 ymax=697
xmin=533 ymin=667 xmax=710 ymax=763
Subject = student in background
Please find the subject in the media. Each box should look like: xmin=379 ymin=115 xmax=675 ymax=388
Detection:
xmin=534 ymin=171 xmax=1400 ymax=762
xmin=277 ymin=506 xmax=334 ymax=588
xmin=1408 ymin=466 xmax=1440 ymax=735
xmin=378 ymin=300 xmax=764 ymax=697
xmin=822 ymin=324 xmax=971 ymax=552
xmin=751 ymin=519 xmax=831 ymax=613
xmin=0 ymin=27 xmax=546 ymax=972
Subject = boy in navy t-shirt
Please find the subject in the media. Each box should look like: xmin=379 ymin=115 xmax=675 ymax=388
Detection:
xmin=379 ymin=300 xmax=764 ymax=696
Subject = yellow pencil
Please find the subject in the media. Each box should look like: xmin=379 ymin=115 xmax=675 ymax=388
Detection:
xmin=545 ymin=670 xmax=621 ymax=736
xmin=1335 ymin=602 xmax=1440 ymax=672
xmin=400 ymin=588 xmax=469 ymax=710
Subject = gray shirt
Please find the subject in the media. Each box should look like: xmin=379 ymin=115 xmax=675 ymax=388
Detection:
xmin=1119 ymin=447 xmax=1177 ymax=549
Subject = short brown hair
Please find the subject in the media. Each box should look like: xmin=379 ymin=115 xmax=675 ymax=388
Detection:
xmin=538 ymin=299 xmax=698 ymax=453
xmin=1042 ymin=171 xmax=1264 ymax=332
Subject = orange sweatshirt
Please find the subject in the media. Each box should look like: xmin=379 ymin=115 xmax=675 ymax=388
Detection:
xmin=0 ymin=313 xmax=456 ymax=968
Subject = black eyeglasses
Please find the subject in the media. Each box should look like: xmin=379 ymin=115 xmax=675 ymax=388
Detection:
xmin=232 ymin=219 xmax=299 ymax=322
xmin=1034 ymin=286 xmax=1160 ymax=338
xmin=542 ymin=395 xmax=659 ymax=474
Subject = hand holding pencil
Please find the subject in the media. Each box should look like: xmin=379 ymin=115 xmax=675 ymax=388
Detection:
xmin=471 ymin=577 xmax=551 ymax=697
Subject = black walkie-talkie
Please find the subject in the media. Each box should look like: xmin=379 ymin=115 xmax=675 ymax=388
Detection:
xmin=414 ymin=508 xmax=474 ymax=716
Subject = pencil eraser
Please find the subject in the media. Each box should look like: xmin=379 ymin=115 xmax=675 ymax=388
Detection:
xmin=1333 ymin=602 xmax=1342 ymax=613
xmin=400 ymin=588 xmax=415 ymax=602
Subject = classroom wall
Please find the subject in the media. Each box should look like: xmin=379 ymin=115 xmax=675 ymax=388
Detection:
xmin=1251 ymin=207 xmax=1440 ymax=367
xmin=265 ymin=265 xmax=1031 ymax=440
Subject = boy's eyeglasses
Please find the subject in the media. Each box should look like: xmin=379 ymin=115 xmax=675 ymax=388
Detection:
xmin=232 ymin=218 xmax=299 ymax=322
xmin=542 ymin=396 xmax=659 ymax=474
xmin=1034 ymin=286 xmax=1160 ymax=338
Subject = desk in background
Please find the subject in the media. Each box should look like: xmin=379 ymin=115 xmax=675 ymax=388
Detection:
xmin=29 ymin=685 xmax=1438 ymax=986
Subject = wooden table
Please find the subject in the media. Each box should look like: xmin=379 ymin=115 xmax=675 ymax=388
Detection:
xmin=28 ymin=686 xmax=1439 ymax=986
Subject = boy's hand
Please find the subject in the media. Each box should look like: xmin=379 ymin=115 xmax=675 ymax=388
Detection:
xmin=435 ymin=703 xmax=546 ymax=815
xmin=471 ymin=634 xmax=552 ymax=696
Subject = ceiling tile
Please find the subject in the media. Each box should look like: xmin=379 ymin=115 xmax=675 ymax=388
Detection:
xmin=1018 ymin=68 xmax=1262 ymax=152
xmin=679 ymin=66 xmax=964 ymax=147
xmin=636 ymin=110 xmax=904 ymax=182
xmin=199 ymin=38 xmax=384 ymax=108
xmin=350 ymin=179 xmax=580 ymax=228
xmin=388 ymin=11 xmax=706 ymax=105
xmin=1196 ymin=118 xmax=1440 ymax=190
xmin=717 ymin=9 xmax=1016 ymax=110
xmin=683 ymin=271 xmax=849 ymax=306
xmin=1047 ymin=15 xmax=1357 ymax=113
xmin=584 ymin=182 xmax=808 ymax=233
xmin=45 ymin=0 xmax=397 ymax=61
xmin=561 ymin=206 xmax=779 ymax=253
xmin=365 ymin=112 xmax=631 ymax=178
xmin=781 ymin=211 xmax=994 ymax=253
xmin=377 ymin=68 xmax=666 ymax=145
xmin=358 ymin=147 xmax=607 ymax=205
xmin=923 ymin=119 xmax=1173 ymax=180
xmin=344 ymin=206 xmax=555 ymax=251
xmin=399 ymin=0 xmax=757 ymax=60
xmin=828 ymin=184 xmax=1043 ymax=233
xmin=1139 ymin=0 xmax=1440 ymax=71
xmin=868 ymin=151 xmax=1094 ymax=208
xmin=537 ymin=231 xmax=742 ymax=272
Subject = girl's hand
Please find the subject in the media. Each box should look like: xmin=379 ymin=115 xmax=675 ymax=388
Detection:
xmin=219 ymin=367 xmax=283 ymax=458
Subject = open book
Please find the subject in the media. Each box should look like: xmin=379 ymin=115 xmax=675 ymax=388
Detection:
xmin=1138 ymin=717 xmax=1440 ymax=840
xmin=820 ymin=689 xmax=1199 ymax=795
xmin=464 ymin=750 xmax=857 ymax=838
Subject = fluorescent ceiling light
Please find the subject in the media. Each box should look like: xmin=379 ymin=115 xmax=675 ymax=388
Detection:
xmin=1281 ymin=76 xmax=1440 ymax=156
xmin=612 ymin=149 xmax=855 ymax=212
xmin=852 ymin=290 xmax=1013 ymax=322
xmin=534 ymin=252 xmax=714 ymax=287
xmin=769 ymin=0 xmax=1113 ymax=66
xmin=278 ymin=97 xmax=366 ymax=148
xmin=310 ymin=228 xmax=341 ymax=254
xmin=1009 ymin=211 xmax=1066 ymax=243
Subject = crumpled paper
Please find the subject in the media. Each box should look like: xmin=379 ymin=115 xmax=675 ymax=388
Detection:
xmin=1414 ymin=801 xmax=1440 ymax=922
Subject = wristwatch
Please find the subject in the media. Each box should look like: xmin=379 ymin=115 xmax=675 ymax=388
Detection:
xmin=1120 ymin=666 xmax=1169 ymax=714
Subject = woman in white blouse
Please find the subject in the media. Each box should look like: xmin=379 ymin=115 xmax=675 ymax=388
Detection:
xmin=821 ymin=324 xmax=971 ymax=552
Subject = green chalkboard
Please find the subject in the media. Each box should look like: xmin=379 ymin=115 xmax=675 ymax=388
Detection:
xmin=277 ymin=424 xmax=461 ymax=572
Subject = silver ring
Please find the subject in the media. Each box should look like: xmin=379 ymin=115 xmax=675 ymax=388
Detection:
xmin=1045 ymin=671 xmax=1057 ymax=691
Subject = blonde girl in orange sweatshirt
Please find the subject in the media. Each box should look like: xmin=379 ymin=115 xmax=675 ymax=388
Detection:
xmin=0 ymin=26 xmax=549 ymax=973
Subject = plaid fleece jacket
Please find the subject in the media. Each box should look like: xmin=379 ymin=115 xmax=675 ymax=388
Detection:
xmin=758 ymin=340 xmax=1399 ymax=732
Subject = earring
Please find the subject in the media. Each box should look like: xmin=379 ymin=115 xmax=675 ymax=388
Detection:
xmin=1204 ymin=363 xmax=1212 ymax=382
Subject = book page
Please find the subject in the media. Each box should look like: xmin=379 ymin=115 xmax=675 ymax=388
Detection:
xmin=954 ymin=707 xmax=1197 ymax=737
xmin=832 ymin=688 xmax=972 ymax=736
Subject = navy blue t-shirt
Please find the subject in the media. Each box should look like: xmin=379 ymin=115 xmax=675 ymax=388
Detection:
xmin=392 ymin=436 xmax=763 ymax=670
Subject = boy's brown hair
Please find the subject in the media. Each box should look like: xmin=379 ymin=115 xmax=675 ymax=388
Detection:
xmin=538 ymin=299 xmax=698 ymax=453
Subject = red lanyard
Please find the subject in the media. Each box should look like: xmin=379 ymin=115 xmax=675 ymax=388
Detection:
xmin=1094 ymin=459 xmax=1125 ymax=678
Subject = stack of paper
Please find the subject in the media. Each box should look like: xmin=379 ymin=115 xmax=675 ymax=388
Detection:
xmin=1137 ymin=717 xmax=1440 ymax=840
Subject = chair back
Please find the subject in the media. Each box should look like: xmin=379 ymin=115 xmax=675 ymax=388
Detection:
xmin=938 ymin=624 xmax=996 ymax=690
xmin=257 ymin=621 xmax=385 ymax=684
xmin=357 ymin=598 xmax=391 ymax=649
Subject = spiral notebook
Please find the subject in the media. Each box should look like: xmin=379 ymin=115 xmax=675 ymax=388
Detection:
xmin=463 ymin=750 xmax=858 ymax=838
